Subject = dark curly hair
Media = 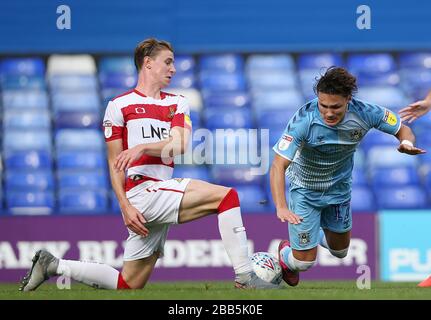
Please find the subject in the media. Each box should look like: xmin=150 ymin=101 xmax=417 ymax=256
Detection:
xmin=313 ymin=66 xmax=358 ymax=98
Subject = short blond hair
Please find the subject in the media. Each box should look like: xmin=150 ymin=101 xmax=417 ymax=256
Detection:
xmin=134 ymin=38 xmax=174 ymax=72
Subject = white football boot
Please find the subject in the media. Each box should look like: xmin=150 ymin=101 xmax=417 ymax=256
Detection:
xmin=19 ymin=250 xmax=59 ymax=292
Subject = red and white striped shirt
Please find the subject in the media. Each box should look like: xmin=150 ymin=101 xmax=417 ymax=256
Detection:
xmin=103 ymin=89 xmax=192 ymax=192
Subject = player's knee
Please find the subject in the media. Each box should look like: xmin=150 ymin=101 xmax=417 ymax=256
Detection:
xmin=292 ymin=256 xmax=316 ymax=271
xmin=217 ymin=188 xmax=240 ymax=213
xmin=328 ymin=247 xmax=349 ymax=258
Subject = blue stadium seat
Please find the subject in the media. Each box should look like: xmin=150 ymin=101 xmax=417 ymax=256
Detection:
xmin=98 ymin=57 xmax=135 ymax=75
xmin=3 ymin=130 xmax=52 ymax=151
xmin=367 ymin=146 xmax=418 ymax=169
xmin=200 ymin=72 xmax=246 ymax=92
xmin=352 ymin=168 xmax=368 ymax=186
xmin=57 ymin=151 xmax=105 ymax=169
xmin=298 ymin=69 xmax=321 ymax=100
xmin=257 ymin=110 xmax=293 ymax=130
xmin=200 ymin=54 xmax=244 ymax=73
xmin=58 ymin=190 xmax=108 ymax=214
xmin=174 ymin=166 xmax=210 ymax=181
xmin=375 ymin=186 xmax=428 ymax=209
xmin=55 ymin=111 xmax=101 ymax=129
xmin=99 ymin=73 xmax=137 ymax=89
xmin=399 ymin=52 xmax=431 ymax=69
xmin=355 ymin=86 xmax=409 ymax=110
xmin=205 ymin=108 xmax=253 ymax=130
xmin=252 ymin=90 xmax=304 ymax=112
xmin=347 ymin=53 xmax=396 ymax=75
xmin=49 ymin=74 xmax=98 ymax=92
xmin=52 ymin=91 xmax=100 ymax=112
xmin=370 ymin=167 xmax=420 ymax=188
xmin=248 ymin=71 xmax=298 ymax=91
xmin=168 ymin=73 xmax=196 ymax=89
xmin=174 ymin=55 xmax=196 ymax=73
xmin=211 ymin=166 xmax=264 ymax=186
xmin=3 ymin=110 xmax=51 ymax=129
xmin=360 ymin=130 xmax=399 ymax=153
xmin=351 ymin=186 xmax=376 ymax=212
xmin=235 ymin=185 xmax=271 ymax=213
xmin=58 ymin=171 xmax=108 ymax=189
xmin=2 ymin=90 xmax=48 ymax=109
xmin=55 ymin=129 xmax=104 ymax=151
xmin=297 ymin=53 xmax=343 ymax=70
xmin=357 ymin=71 xmax=400 ymax=86
xmin=399 ymin=69 xmax=431 ymax=99
xmin=190 ymin=111 xmax=202 ymax=129
xmin=246 ymin=54 xmax=295 ymax=72
xmin=6 ymin=191 xmax=54 ymax=215
xmin=1 ymin=75 xmax=46 ymax=90
xmin=203 ymin=91 xmax=250 ymax=109
xmin=6 ymin=170 xmax=54 ymax=191
xmin=268 ymin=127 xmax=286 ymax=146
xmin=4 ymin=150 xmax=52 ymax=170
xmin=0 ymin=58 xmax=45 ymax=76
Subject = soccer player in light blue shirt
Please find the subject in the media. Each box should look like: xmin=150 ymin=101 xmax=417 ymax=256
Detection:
xmin=270 ymin=67 xmax=426 ymax=286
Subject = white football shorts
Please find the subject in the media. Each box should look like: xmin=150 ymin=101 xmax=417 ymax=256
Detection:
xmin=122 ymin=178 xmax=191 ymax=261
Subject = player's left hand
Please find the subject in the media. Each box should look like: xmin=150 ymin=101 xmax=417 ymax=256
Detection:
xmin=115 ymin=145 xmax=145 ymax=171
xmin=397 ymin=143 xmax=427 ymax=155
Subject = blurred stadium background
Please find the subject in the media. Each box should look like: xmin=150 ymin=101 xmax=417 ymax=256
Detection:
xmin=0 ymin=0 xmax=430 ymax=285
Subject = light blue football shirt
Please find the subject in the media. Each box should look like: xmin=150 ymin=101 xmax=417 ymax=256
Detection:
xmin=273 ymin=98 xmax=401 ymax=193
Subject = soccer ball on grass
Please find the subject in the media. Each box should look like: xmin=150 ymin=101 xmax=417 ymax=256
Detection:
xmin=251 ymin=252 xmax=283 ymax=285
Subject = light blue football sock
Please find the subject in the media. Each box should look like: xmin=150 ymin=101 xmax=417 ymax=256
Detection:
xmin=280 ymin=246 xmax=296 ymax=271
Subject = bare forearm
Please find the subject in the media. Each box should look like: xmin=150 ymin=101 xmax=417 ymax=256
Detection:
xmin=139 ymin=137 xmax=184 ymax=157
xmin=395 ymin=124 xmax=416 ymax=144
xmin=108 ymin=160 xmax=130 ymax=210
xmin=270 ymin=162 xmax=289 ymax=210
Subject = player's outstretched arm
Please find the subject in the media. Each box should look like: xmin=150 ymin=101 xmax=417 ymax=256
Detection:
xmin=395 ymin=124 xmax=427 ymax=155
xmin=270 ymin=154 xmax=303 ymax=224
xmin=114 ymin=127 xmax=190 ymax=171
xmin=107 ymin=139 xmax=149 ymax=236
xmin=399 ymin=90 xmax=431 ymax=123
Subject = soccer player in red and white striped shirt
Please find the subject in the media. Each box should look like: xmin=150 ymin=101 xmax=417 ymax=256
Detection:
xmin=20 ymin=38 xmax=276 ymax=292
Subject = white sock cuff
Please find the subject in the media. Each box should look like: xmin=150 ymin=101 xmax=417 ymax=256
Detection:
xmin=328 ymin=247 xmax=349 ymax=258
xmin=290 ymin=255 xmax=315 ymax=271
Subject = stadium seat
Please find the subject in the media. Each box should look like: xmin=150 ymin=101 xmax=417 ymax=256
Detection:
xmin=252 ymin=90 xmax=304 ymax=112
xmin=49 ymin=74 xmax=98 ymax=92
xmin=257 ymin=110 xmax=293 ymax=130
xmin=1 ymin=75 xmax=46 ymax=90
xmin=47 ymin=54 xmax=96 ymax=75
xmin=6 ymin=170 xmax=54 ymax=191
xmin=200 ymin=72 xmax=246 ymax=92
xmin=98 ymin=56 xmax=135 ymax=75
xmin=235 ymin=185 xmax=271 ymax=213
xmin=248 ymin=71 xmax=298 ymax=91
xmin=3 ymin=110 xmax=51 ymax=129
xmin=55 ymin=129 xmax=104 ymax=151
xmin=3 ymin=130 xmax=52 ymax=152
xmin=168 ymin=73 xmax=196 ymax=89
xmin=58 ymin=189 xmax=108 ymax=214
xmin=6 ymin=191 xmax=55 ymax=215
xmin=246 ymin=54 xmax=295 ymax=73
xmin=55 ymin=111 xmax=101 ymax=129
xmin=211 ymin=166 xmax=264 ymax=186
xmin=367 ymin=146 xmax=418 ymax=169
xmin=351 ymin=186 xmax=376 ymax=212
xmin=298 ymin=69 xmax=321 ymax=100
xmin=375 ymin=186 xmax=428 ymax=209
xmin=355 ymin=86 xmax=409 ymax=110
xmin=200 ymin=54 xmax=244 ymax=73
xmin=399 ymin=69 xmax=431 ymax=99
xmin=4 ymin=150 xmax=52 ymax=170
xmin=0 ymin=58 xmax=45 ymax=76
xmin=347 ymin=53 xmax=396 ymax=75
xmin=99 ymin=73 xmax=137 ymax=89
xmin=203 ymin=91 xmax=250 ymax=109
xmin=360 ymin=130 xmax=399 ymax=153
xmin=356 ymin=71 xmax=400 ymax=86
xmin=2 ymin=90 xmax=48 ymax=109
xmin=56 ymin=151 xmax=105 ymax=170
xmin=189 ymin=111 xmax=202 ymax=129
xmin=399 ymin=52 xmax=431 ymax=69
xmin=297 ymin=53 xmax=343 ymax=70
xmin=205 ymin=108 xmax=254 ymax=130
xmin=164 ymin=88 xmax=203 ymax=111
xmin=52 ymin=91 xmax=101 ymax=112
xmin=57 ymin=171 xmax=108 ymax=189
xmin=174 ymin=166 xmax=210 ymax=181
xmin=174 ymin=55 xmax=196 ymax=73
xmin=352 ymin=168 xmax=368 ymax=186
xmin=370 ymin=167 xmax=420 ymax=188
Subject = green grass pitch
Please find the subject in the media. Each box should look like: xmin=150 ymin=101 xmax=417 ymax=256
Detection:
xmin=0 ymin=281 xmax=430 ymax=300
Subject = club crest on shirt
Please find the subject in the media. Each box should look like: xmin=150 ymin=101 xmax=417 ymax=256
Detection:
xmin=167 ymin=106 xmax=176 ymax=119
xmin=278 ymin=134 xmax=293 ymax=151
xmin=349 ymin=129 xmax=363 ymax=141
xmin=383 ymin=109 xmax=397 ymax=126
xmin=103 ymin=120 xmax=113 ymax=138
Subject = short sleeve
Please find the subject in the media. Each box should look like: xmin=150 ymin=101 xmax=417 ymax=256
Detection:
xmin=356 ymin=99 xmax=402 ymax=135
xmin=103 ymin=100 xmax=124 ymax=142
xmin=171 ymin=96 xmax=192 ymax=130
